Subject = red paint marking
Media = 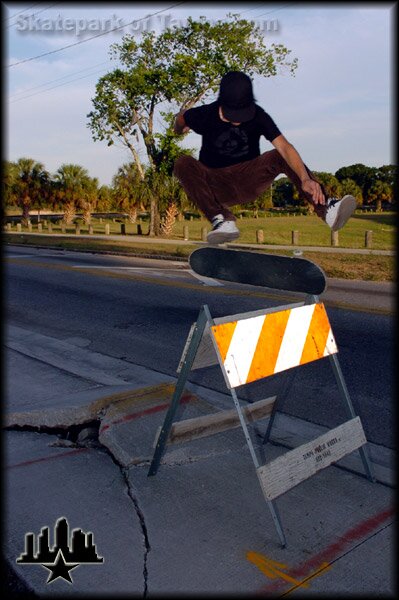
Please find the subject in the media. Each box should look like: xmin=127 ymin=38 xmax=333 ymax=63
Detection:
xmin=255 ymin=506 xmax=395 ymax=594
xmin=99 ymin=393 xmax=194 ymax=434
xmin=6 ymin=447 xmax=89 ymax=469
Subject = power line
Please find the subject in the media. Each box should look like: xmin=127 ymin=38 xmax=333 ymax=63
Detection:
xmin=7 ymin=3 xmax=286 ymax=105
xmin=250 ymin=4 xmax=293 ymax=19
xmin=6 ymin=3 xmax=61 ymax=29
xmin=4 ymin=2 xmax=42 ymax=21
xmin=237 ymin=4 xmax=271 ymax=15
xmin=8 ymin=67 xmax=110 ymax=103
xmin=8 ymin=60 xmax=112 ymax=99
xmin=7 ymin=2 xmax=187 ymax=67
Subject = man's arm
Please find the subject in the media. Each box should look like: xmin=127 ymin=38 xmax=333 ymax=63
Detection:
xmin=174 ymin=111 xmax=190 ymax=135
xmin=271 ymin=134 xmax=325 ymax=205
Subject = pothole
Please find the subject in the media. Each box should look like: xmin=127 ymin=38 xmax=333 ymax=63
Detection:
xmin=5 ymin=420 xmax=102 ymax=449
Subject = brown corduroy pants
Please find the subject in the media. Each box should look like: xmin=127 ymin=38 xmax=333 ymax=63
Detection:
xmin=173 ymin=150 xmax=328 ymax=223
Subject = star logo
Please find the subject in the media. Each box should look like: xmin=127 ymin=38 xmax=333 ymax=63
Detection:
xmin=16 ymin=517 xmax=103 ymax=585
xmin=41 ymin=549 xmax=79 ymax=584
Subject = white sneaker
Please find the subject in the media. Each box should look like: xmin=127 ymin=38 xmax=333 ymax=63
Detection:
xmin=207 ymin=214 xmax=240 ymax=244
xmin=325 ymin=195 xmax=356 ymax=231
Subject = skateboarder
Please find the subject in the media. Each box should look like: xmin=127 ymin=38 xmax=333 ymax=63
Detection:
xmin=173 ymin=71 xmax=356 ymax=244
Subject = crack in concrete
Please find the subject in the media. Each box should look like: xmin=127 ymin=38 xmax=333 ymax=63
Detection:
xmin=5 ymin=383 xmax=243 ymax=595
xmin=6 ymin=422 xmax=151 ymax=597
xmin=121 ymin=468 xmax=151 ymax=598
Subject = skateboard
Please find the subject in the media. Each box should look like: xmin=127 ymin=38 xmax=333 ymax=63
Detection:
xmin=189 ymin=247 xmax=326 ymax=295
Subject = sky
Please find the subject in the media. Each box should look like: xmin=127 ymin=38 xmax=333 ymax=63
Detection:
xmin=4 ymin=1 xmax=395 ymax=186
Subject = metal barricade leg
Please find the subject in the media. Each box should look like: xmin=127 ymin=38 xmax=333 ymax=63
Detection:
xmin=329 ymin=354 xmax=375 ymax=482
xmin=230 ymin=389 xmax=287 ymax=548
xmin=147 ymin=306 xmax=211 ymax=477
xmin=262 ymin=370 xmax=297 ymax=446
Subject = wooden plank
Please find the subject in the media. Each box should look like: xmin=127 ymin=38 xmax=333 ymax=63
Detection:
xmin=153 ymin=396 xmax=276 ymax=447
xmin=257 ymin=417 xmax=367 ymax=501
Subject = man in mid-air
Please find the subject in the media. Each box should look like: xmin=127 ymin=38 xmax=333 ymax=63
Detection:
xmin=173 ymin=71 xmax=356 ymax=244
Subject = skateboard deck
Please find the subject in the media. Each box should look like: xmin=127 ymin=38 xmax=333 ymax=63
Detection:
xmin=189 ymin=247 xmax=326 ymax=295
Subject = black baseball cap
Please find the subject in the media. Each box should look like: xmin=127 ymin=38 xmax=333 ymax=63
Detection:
xmin=218 ymin=71 xmax=256 ymax=123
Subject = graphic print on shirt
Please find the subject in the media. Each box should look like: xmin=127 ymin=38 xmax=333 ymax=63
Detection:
xmin=213 ymin=127 xmax=249 ymax=158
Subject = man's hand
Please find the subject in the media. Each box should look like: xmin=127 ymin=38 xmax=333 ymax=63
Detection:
xmin=301 ymin=178 xmax=325 ymax=205
xmin=272 ymin=135 xmax=326 ymax=205
xmin=174 ymin=111 xmax=190 ymax=135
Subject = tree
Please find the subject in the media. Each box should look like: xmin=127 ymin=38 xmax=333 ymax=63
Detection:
xmin=366 ymin=180 xmax=393 ymax=211
xmin=112 ymin=162 xmax=144 ymax=221
xmin=87 ymin=14 xmax=298 ymax=234
xmin=335 ymin=163 xmax=377 ymax=200
xmin=54 ymin=164 xmax=97 ymax=224
xmin=272 ymin=177 xmax=293 ymax=207
xmin=244 ymin=187 xmax=274 ymax=217
xmin=3 ymin=161 xmax=18 ymax=206
xmin=339 ymin=178 xmax=363 ymax=207
xmin=154 ymin=111 xmax=194 ymax=176
xmin=96 ymin=185 xmax=113 ymax=212
xmin=7 ymin=158 xmax=50 ymax=224
xmin=144 ymin=169 xmax=189 ymax=236
xmin=373 ymin=164 xmax=396 ymax=187
xmin=312 ymin=172 xmax=342 ymax=199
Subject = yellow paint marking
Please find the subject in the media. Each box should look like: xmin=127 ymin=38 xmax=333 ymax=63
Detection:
xmin=246 ymin=551 xmax=308 ymax=587
xmin=246 ymin=551 xmax=331 ymax=591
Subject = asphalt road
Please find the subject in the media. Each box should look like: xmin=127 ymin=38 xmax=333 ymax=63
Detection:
xmin=4 ymin=245 xmax=395 ymax=449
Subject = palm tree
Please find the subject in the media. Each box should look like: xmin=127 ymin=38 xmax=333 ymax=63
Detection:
xmin=145 ymin=170 xmax=190 ymax=236
xmin=54 ymin=164 xmax=97 ymax=224
xmin=8 ymin=158 xmax=49 ymax=224
xmin=3 ymin=160 xmax=18 ymax=208
xmin=367 ymin=180 xmax=392 ymax=212
xmin=97 ymin=185 xmax=113 ymax=212
xmin=112 ymin=162 xmax=143 ymax=222
xmin=340 ymin=178 xmax=363 ymax=207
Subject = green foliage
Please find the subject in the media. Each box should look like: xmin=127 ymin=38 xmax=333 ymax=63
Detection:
xmin=5 ymin=158 xmax=50 ymax=223
xmin=87 ymin=15 xmax=298 ymax=233
xmin=367 ymin=180 xmax=393 ymax=211
xmin=375 ymin=164 xmax=396 ymax=187
xmin=111 ymin=162 xmax=144 ymax=212
xmin=272 ymin=177 xmax=294 ymax=206
xmin=312 ymin=172 xmax=342 ymax=198
xmin=6 ymin=155 xmax=396 ymax=222
xmin=144 ymin=168 xmax=189 ymax=215
xmin=87 ymin=15 xmax=298 ymax=174
xmin=335 ymin=163 xmax=396 ymax=204
xmin=335 ymin=163 xmax=375 ymax=189
xmin=54 ymin=164 xmax=98 ymax=213
xmin=96 ymin=185 xmax=114 ymax=212
xmin=340 ymin=178 xmax=363 ymax=206
xmin=154 ymin=111 xmax=194 ymax=176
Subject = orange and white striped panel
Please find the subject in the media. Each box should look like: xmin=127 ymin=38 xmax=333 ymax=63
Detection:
xmin=211 ymin=303 xmax=337 ymax=388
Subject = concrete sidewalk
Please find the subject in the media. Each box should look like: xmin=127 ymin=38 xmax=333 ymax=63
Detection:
xmin=4 ymin=321 xmax=395 ymax=596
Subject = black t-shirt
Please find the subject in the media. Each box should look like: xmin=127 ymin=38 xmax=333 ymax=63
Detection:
xmin=183 ymin=101 xmax=281 ymax=168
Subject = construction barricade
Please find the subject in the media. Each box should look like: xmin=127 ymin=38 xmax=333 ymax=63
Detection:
xmin=148 ymin=294 xmax=375 ymax=547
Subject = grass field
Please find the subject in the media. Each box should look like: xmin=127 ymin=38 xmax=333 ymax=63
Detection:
xmin=168 ymin=212 xmax=396 ymax=250
xmin=4 ymin=211 xmax=396 ymax=281
xmin=5 ymin=211 xmax=397 ymax=248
